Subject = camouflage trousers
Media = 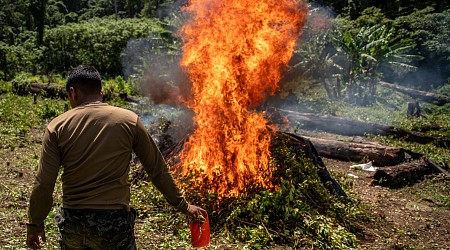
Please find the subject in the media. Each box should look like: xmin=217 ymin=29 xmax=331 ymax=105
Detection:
xmin=54 ymin=208 xmax=137 ymax=250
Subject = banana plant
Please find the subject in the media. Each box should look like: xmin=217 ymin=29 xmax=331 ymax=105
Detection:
xmin=295 ymin=32 xmax=343 ymax=100
xmin=286 ymin=29 xmax=344 ymax=101
xmin=333 ymin=24 xmax=420 ymax=105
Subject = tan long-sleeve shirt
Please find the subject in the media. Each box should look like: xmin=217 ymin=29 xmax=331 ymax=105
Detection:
xmin=28 ymin=102 xmax=186 ymax=231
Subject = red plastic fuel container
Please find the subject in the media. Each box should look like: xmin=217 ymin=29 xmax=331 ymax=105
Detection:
xmin=190 ymin=211 xmax=210 ymax=248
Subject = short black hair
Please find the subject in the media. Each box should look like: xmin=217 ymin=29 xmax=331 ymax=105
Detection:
xmin=66 ymin=65 xmax=102 ymax=94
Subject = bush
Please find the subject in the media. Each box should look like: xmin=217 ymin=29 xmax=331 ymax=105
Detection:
xmin=0 ymin=91 xmax=65 ymax=149
xmin=103 ymin=75 xmax=138 ymax=96
xmin=0 ymin=35 xmax=44 ymax=81
xmin=42 ymin=17 xmax=167 ymax=76
xmin=0 ymin=80 xmax=12 ymax=94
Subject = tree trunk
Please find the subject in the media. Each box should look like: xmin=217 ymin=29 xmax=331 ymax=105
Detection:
xmin=271 ymin=109 xmax=450 ymax=148
xmin=30 ymin=0 xmax=48 ymax=46
xmin=322 ymin=80 xmax=334 ymax=100
xmin=272 ymin=109 xmax=394 ymax=136
xmin=373 ymin=157 xmax=437 ymax=188
xmin=380 ymin=81 xmax=450 ymax=106
xmin=304 ymin=136 xmax=407 ymax=166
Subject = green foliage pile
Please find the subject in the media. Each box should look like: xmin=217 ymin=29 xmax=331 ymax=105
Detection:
xmin=179 ymin=135 xmax=365 ymax=249
xmin=103 ymin=75 xmax=138 ymax=96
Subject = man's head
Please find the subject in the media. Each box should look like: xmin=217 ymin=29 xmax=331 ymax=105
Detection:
xmin=66 ymin=65 xmax=102 ymax=94
xmin=66 ymin=65 xmax=103 ymax=107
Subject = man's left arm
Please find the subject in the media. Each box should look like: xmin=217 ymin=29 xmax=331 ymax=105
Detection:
xmin=132 ymin=118 xmax=206 ymax=220
xmin=27 ymin=128 xmax=61 ymax=248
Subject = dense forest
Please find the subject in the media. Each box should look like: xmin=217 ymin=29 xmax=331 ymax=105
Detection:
xmin=1 ymin=0 xmax=449 ymax=105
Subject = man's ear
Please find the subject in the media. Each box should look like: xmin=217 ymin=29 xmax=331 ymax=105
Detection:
xmin=69 ymin=87 xmax=78 ymax=99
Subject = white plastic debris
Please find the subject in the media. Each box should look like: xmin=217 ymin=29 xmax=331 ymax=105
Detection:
xmin=347 ymin=173 xmax=359 ymax=179
xmin=349 ymin=162 xmax=378 ymax=172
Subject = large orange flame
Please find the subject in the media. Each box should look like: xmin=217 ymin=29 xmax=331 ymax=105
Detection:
xmin=178 ymin=0 xmax=307 ymax=199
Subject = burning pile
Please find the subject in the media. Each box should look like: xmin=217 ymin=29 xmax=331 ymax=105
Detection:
xmin=178 ymin=0 xmax=307 ymax=199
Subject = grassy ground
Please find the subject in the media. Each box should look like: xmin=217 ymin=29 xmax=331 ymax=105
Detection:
xmin=1 ymin=79 xmax=449 ymax=249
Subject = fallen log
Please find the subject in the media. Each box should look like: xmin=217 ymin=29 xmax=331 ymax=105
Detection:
xmin=12 ymin=80 xmax=67 ymax=99
xmin=12 ymin=81 xmax=140 ymax=104
xmin=273 ymin=109 xmax=393 ymax=136
xmin=272 ymin=109 xmax=450 ymax=148
xmin=392 ymin=128 xmax=450 ymax=148
xmin=304 ymin=136 xmax=406 ymax=166
xmin=373 ymin=157 xmax=438 ymax=188
xmin=29 ymin=82 xmax=67 ymax=98
xmin=417 ymin=124 xmax=443 ymax=133
xmin=380 ymin=81 xmax=450 ymax=106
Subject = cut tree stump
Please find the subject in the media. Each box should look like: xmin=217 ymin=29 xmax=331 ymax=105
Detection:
xmin=407 ymin=101 xmax=421 ymax=118
xmin=304 ymin=136 xmax=407 ymax=166
xmin=373 ymin=157 xmax=438 ymax=188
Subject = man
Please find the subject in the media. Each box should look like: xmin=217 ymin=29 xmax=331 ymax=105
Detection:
xmin=26 ymin=65 xmax=205 ymax=249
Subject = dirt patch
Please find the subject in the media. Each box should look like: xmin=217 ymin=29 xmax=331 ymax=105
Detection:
xmin=324 ymin=157 xmax=450 ymax=249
